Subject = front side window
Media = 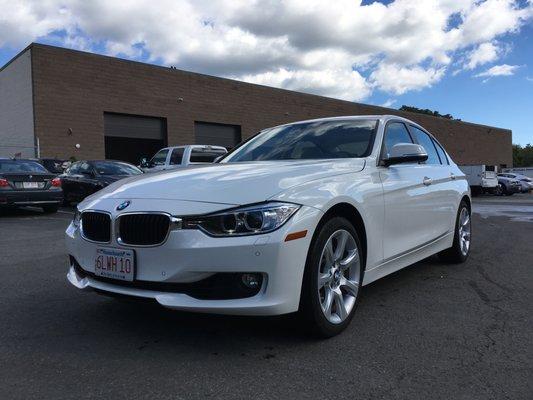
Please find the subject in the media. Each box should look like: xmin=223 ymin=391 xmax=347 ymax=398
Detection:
xmin=169 ymin=148 xmax=185 ymax=165
xmin=410 ymin=126 xmax=441 ymax=165
xmin=383 ymin=122 xmax=413 ymax=157
xmin=150 ymin=149 xmax=169 ymax=165
xmin=223 ymin=120 xmax=377 ymax=162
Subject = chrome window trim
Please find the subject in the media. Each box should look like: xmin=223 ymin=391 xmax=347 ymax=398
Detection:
xmin=79 ymin=210 xmax=112 ymax=244
xmin=115 ymin=211 xmax=182 ymax=247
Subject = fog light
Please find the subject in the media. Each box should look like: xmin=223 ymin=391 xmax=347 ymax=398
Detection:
xmin=241 ymin=273 xmax=261 ymax=289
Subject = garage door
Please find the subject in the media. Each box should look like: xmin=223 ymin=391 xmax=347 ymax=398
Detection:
xmin=104 ymin=113 xmax=167 ymax=164
xmin=194 ymin=122 xmax=242 ymax=149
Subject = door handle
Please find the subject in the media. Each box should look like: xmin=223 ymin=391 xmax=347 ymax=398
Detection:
xmin=423 ymin=177 xmax=432 ymax=186
xmin=450 ymin=173 xmax=456 ymax=180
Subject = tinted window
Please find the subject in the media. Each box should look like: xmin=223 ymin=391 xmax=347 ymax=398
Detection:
xmin=383 ymin=122 xmax=413 ymax=157
xmin=169 ymin=148 xmax=185 ymax=165
xmin=224 ymin=120 xmax=377 ymax=162
xmin=150 ymin=149 xmax=169 ymax=165
xmin=432 ymin=139 xmax=449 ymax=165
xmin=410 ymin=126 xmax=441 ymax=165
xmin=0 ymin=160 xmax=48 ymax=173
xmin=190 ymin=149 xmax=226 ymax=163
xmin=66 ymin=163 xmax=80 ymax=174
xmin=91 ymin=161 xmax=142 ymax=175
xmin=79 ymin=162 xmax=93 ymax=175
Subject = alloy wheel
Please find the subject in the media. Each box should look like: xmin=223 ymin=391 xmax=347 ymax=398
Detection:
xmin=458 ymin=207 xmax=471 ymax=256
xmin=317 ymin=229 xmax=360 ymax=324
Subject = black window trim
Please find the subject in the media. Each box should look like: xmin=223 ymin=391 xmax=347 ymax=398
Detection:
xmin=378 ymin=119 xmax=415 ymax=166
xmin=407 ymin=123 xmax=448 ymax=166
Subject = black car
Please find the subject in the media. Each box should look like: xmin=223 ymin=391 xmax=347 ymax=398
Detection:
xmin=39 ymin=158 xmax=66 ymax=174
xmin=0 ymin=159 xmax=63 ymax=213
xmin=60 ymin=160 xmax=143 ymax=204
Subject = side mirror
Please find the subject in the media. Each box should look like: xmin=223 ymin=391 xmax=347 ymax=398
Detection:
xmin=382 ymin=143 xmax=428 ymax=166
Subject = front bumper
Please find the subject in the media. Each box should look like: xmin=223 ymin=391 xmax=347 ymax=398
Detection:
xmin=0 ymin=189 xmax=63 ymax=206
xmin=66 ymin=205 xmax=322 ymax=316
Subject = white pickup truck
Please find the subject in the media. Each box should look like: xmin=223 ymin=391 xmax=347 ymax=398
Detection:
xmin=140 ymin=145 xmax=227 ymax=173
xmin=459 ymin=165 xmax=498 ymax=196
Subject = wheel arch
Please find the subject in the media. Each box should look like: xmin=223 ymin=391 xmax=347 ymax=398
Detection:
xmin=314 ymin=202 xmax=368 ymax=270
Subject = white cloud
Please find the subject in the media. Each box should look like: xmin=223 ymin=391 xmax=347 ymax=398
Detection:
xmin=0 ymin=0 xmax=531 ymax=101
xmin=474 ymin=64 xmax=520 ymax=77
xmin=370 ymin=64 xmax=446 ymax=95
xmin=380 ymin=99 xmax=397 ymax=108
xmin=465 ymin=42 xmax=501 ymax=70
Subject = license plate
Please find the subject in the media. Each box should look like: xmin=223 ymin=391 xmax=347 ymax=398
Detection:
xmin=22 ymin=182 xmax=39 ymax=189
xmin=95 ymin=247 xmax=135 ymax=281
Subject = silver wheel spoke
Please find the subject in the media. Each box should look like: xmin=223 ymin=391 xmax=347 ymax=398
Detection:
xmin=339 ymin=249 xmax=358 ymax=270
xmin=340 ymin=277 xmax=358 ymax=297
xmin=322 ymin=288 xmax=333 ymax=317
xmin=325 ymin=240 xmax=335 ymax=265
xmin=334 ymin=231 xmax=348 ymax=261
xmin=334 ymin=290 xmax=347 ymax=320
xmin=318 ymin=272 xmax=331 ymax=288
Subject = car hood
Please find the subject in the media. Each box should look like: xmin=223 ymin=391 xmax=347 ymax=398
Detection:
xmin=83 ymin=159 xmax=365 ymax=206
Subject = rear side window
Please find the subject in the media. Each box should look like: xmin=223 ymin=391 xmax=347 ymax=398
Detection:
xmin=169 ymin=148 xmax=184 ymax=165
xmin=383 ymin=122 xmax=413 ymax=157
xmin=432 ymin=139 xmax=449 ymax=165
xmin=410 ymin=126 xmax=441 ymax=165
xmin=190 ymin=150 xmax=225 ymax=163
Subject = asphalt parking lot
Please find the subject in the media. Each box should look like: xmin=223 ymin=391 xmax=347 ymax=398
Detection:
xmin=0 ymin=195 xmax=532 ymax=400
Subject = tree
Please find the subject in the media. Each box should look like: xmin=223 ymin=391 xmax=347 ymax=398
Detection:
xmin=399 ymin=105 xmax=460 ymax=121
xmin=513 ymin=144 xmax=533 ymax=167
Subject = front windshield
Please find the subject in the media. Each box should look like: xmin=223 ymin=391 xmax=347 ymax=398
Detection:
xmin=0 ymin=160 xmax=48 ymax=173
xmin=92 ymin=161 xmax=142 ymax=176
xmin=223 ymin=119 xmax=377 ymax=162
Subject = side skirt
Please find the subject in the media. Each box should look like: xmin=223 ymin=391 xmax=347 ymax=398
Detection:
xmin=362 ymin=232 xmax=453 ymax=286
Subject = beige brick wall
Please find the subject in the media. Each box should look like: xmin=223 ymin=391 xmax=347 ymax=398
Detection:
xmin=31 ymin=44 xmax=512 ymax=166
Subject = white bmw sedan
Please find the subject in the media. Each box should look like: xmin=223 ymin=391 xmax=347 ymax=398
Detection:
xmin=67 ymin=115 xmax=471 ymax=337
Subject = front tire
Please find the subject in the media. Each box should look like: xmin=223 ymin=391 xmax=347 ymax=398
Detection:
xmin=299 ymin=217 xmax=363 ymax=338
xmin=439 ymin=200 xmax=471 ymax=263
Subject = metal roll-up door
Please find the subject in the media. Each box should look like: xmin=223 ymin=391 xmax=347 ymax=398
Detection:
xmin=104 ymin=112 xmax=167 ymax=164
xmin=194 ymin=122 xmax=242 ymax=149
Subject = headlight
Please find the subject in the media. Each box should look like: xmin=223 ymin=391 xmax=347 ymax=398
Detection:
xmin=182 ymin=202 xmax=300 ymax=236
xmin=72 ymin=209 xmax=81 ymax=228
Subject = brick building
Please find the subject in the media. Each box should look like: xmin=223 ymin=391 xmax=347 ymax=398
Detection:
xmin=0 ymin=43 xmax=513 ymax=167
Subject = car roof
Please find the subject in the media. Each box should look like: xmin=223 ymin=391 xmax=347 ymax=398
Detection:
xmin=263 ymin=114 xmax=422 ymax=130
xmin=161 ymin=145 xmax=227 ymax=151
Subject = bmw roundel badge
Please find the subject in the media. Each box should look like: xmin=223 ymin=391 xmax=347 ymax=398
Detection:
xmin=116 ymin=200 xmax=131 ymax=211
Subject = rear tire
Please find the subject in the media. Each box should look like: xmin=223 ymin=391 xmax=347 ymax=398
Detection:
xmin=299 ymin=217 xmax=364 ymax=338
xmin=42 ymin=205 xmax=59 ymax=213
xmin=439 ymin=200 xmax=471 ymax=264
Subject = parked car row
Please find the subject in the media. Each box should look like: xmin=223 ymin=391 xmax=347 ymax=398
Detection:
xmin=1 ymin=144 xmax=229 ymax=213
xmin=459 ymin=164 xmax=532 ymax=196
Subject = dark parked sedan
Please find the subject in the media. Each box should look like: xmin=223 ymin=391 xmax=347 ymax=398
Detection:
xmin=0 ymin=159 xmax=63 ymax=213
xmin=60 ymin=160 xmax=142 ymax=204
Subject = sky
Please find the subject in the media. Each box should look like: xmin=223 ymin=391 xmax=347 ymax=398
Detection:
xmin=1 ymin=0 xmax=532 ymax=145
